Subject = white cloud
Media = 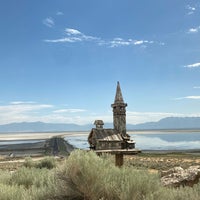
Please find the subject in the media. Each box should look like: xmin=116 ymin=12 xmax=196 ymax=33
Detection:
xmin=186 ymin=5 xmax=196 ymax=15
xmin=134 ymin=40 xmax=144 ymax=45
xmin=193 ymin=86 xmax=200 ymax=89
xmin=106 ymin=38 xmax=156 ymax=48
xmin=1 ymin=101 xmax=200 ymax=125
xmin=185 ymin=96 xmax=200 ymax=99
xmin=175 ymin=96 xmax=200 ymax=100
xmin=188 ymin=28 xmax=198 ymax=33
xmin=109 ymin=38 xmax=131 ymax=47
xmin=188 ymin=26 xmax=200 ymax=33
xmin=65 ymin=28 xmax=81 ymax=35
xmin=0 ymin=102 xmax=53 ymax=125
xmin=44 ymin=27 xmax=163 ymax=48
xmin=45 ymin=37 xmax=82 ymax=43
xmin=184 ymin=62 xmax=200 ymax=68
xmin=10 ymin=101 xmax=36 ymax=105
xmin=43 ymin=17 xmax=55 ymax=28
xmin=126 ymin=111 xmax=200 ymax=124
xmin=126 ymin=111 xmax=176 ymax=124
xmin=45 ymin=28 xmax=99 ymax=43
xmin=56 ymin=11 xmax=64 ymax=16
xmin=53 ymin=109 xmax=86 ymax=113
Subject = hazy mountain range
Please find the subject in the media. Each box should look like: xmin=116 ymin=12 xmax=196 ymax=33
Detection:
xmin=1 ymin=117 xmax=200 ymax=132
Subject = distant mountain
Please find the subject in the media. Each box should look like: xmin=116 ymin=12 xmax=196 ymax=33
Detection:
xmin=0 ymin=122 xmax=90 ymax=132
xmin=127 ymin=117 xmax=200 ymax=130
xmin=0 ymin=117 xmax=200 ymax=132
xmin=0 ymin=121 xmax=113 ymax=133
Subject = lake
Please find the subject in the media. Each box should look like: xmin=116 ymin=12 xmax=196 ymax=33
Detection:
xmin=65 ymin=131 xmax=200 ymax=150
xmin=1 ymin=131 xmax=200 ymax=151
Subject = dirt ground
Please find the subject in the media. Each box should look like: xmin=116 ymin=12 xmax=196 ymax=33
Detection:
xmin=125 ymin=152 xmax=200 ymax=171
xmin=1 ymin=152 xmax=199 ymax=172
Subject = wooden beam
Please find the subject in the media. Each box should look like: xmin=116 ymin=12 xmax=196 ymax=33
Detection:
xmin=115 ymin=154 xmax=123 ymax=167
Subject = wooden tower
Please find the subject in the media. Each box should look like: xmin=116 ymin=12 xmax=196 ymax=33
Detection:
xmin=111 ymin=82 xmax=127 ymax=137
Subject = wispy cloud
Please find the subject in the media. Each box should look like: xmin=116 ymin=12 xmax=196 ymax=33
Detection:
xmin=100 ymin=38 xmax=157 ymax=48
xmin=44 ymin=27 xmax=164 ymax=48
xmin=66 ymin=28 xmax=81 ymax=35
xmin=186 ymin=5 xmax=196 ymax=15
xmin=0 ymin=102 xmax=90 ymax=125
xmin=10 ymin=101 xmax=36 ymax=105
xmin=184 ymin=62 xmax=200 ymax=68
xmin=175 ymin=96 xmax=200 ymax=100
xmin=1 ymin=102 xmax=200 ymax=125
xmin=43 ymin=17 xmax=55 ymax=28
xmin=53 ymin=109 xmax=86 ymax=113
xmin=194 ymin=86 xmax=200 ymax=89
xmin=187 ymin=26 xmax=200 ymax=33
xmin=127 ymin=111 xmax=178 ymax=123
xmin=0 ymin=102 xmax=54 ymax=124
xmin=56 ymin=11 xmax=64 ymax=16
xmin=0 ymin=103 xmax=53 ymax=112
xmin=126 ymin=111 xmax=200 ymax=124
xmin=45 ymin=28 xmax=99 ymax=43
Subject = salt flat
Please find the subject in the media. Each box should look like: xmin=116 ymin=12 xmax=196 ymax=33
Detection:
xmin=0 ymin=132 xmax=88 ymax=141
xmin=1 ymin=130 xmax=199 ymax=141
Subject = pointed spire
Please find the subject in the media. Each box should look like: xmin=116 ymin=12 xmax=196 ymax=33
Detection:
xmin=114 ymin=81 xmax=124 ymax=103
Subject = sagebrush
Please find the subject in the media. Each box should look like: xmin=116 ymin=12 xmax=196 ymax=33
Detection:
xmin=1 ymin=151 xmax=200 ymax=200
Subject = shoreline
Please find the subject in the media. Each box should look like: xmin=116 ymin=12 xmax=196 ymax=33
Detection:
xmin=130 ymin=129 xmax=200 ymax=134
xmin=0 ymin=129 xmax=200 ymax=141
xmin=0 ymin=132 xmax=88 ymax=141
xmin=0 ymin=130 xmax=200 ymax=157
xmin=142 ymin=149 xmax=200 ymax=154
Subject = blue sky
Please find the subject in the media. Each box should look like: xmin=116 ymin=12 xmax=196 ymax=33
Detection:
xmin=0 ymin=0 xmax=200 ymax=125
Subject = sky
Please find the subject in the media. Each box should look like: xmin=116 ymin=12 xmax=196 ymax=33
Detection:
xmin=0 ymin=0 xmax=200 ymax=125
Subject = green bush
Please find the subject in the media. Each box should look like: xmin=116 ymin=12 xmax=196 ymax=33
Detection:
xmin=0 ymin=170 xmax=12 ymax=185
xmin=0 ymin=183 xmax=28 ymax=200
xmin=35 ymin=157 xmax=56 ymax=169
xmin=23 ymin=157 xmax=35 ymax=168
xmin=23 ymin=157 xmax=56 ymax=169
xmin=10 ymin=167 xmax=55 ymax=189
xmin=0 ymin=158 xmax=57 ymax=200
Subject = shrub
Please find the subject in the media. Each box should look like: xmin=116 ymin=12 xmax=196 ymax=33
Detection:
xmin=35 ymin=157 xmax=56 ymax=169
xmin=23 ymin=157 xmax=35 ymax=168
xmin=0 ymin=158 xmax=57 ymax=200
xmin=1 ymin=151 xmax=200 ymax=200
xmin=10 ymin=167 xmax=55 ymax=189
xmin=0 ymin=170 xmax=12 ymax=185
xmin=0 ymin=183 xmax=29 ymax=200
xmin=55 ymin=150 xmax=160 ymax=200
xmin=23 ymin=157 xmax=56 ymax=170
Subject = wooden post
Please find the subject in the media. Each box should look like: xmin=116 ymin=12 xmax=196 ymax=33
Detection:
xmin=115 ymin=154 xmax=123 ymax=167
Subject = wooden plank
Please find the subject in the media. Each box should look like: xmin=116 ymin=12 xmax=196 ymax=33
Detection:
xmin=94 ymin=148 xmax=141 ymax=155
xmin=115 ymin=154 xmax=123 ymax=167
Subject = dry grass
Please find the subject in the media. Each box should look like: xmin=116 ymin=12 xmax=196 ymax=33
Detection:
xmin=125 ymin=153 xmax=200 ymax=171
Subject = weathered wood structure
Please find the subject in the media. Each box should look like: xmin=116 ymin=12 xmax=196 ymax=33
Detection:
xmin=88 ymin=82 xmax=140 ymax=166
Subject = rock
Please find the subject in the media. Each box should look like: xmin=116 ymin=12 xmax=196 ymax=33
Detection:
xmin=161 ymin=166 xmax=184 ymax=177
xmin=161 ymin=165 xmax=200 ymax=187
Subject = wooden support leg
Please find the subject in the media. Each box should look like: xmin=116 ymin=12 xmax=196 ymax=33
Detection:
xmin=115 ymin=154 xmax=123 ymax=167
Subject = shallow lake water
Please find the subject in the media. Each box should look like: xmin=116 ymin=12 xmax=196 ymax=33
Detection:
xmin=65 ymin=132 xmax=200 ymax=150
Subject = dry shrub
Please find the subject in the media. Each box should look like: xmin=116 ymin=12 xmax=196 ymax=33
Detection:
xmin=56 ymin=150 xmax=160 ymax=200
xmin=24 ymin=157 xmax=56 ymax=169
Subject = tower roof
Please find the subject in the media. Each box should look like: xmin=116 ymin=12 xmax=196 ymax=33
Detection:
xmin=114 ymin=81 xmax=124 ymax=104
